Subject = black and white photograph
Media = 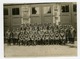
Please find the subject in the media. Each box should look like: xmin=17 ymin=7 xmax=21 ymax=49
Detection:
xmin=3 ymin=2 xmax=77 ymax=57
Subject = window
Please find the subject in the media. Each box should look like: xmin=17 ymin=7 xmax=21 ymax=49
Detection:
xmin=32 ymin=7 xmax=39 ymax=14
xmin=4 ymin=8 xmax=8 ymax=15
xmin=61 ymin=5 xmax=69 ymax=12
xmin=12 ymin=8 xmax=19 ymax=15
xmin=43 ymin=6 xmax=51 ymax=14
xmin=73 ymin=4 xmax=77 ymax=12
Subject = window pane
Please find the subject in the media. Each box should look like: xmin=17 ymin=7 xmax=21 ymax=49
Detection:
xmin=32 ymin=7 xmax=39 ymax=14
xmin=65 ymin=5 xmax=69 ymax=12
xmin=12 ymin=8 xmax=19 ymax=15
xmin=61 ymin=5 xmax=69 ymax=12
xmin=43 ymin=7 xmax=51 ymax=14
xmin=32 ymin=7 xmax=37 ymax=14
xmin=47 ymin=7 xmax=51 ymax=13
xmin=73 ymin=4 xmax=77 ymax=12
xmin=4 ymin=8 xmax=8 ymax=15
xmin=62 ymin=6 xmax=65 ymax=12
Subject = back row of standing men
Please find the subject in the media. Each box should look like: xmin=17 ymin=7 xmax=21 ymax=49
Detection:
xmin=5 ymin=23 xmax=76 ymax=46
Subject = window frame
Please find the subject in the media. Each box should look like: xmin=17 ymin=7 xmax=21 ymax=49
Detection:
xmin=43 ymin=6 xmax=52 ymax=15
xmin=73 ymin=4 xmax=77 ymax=12
xmin=12 ymin=8 xmax=20 ymax=15
xmin=31 ymin=7 xmax=40 ymax=15
xmin=61 ymin=5 xmax=69 ymax=13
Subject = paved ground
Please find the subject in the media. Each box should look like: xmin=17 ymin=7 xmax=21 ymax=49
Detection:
xmin=4 ymin=41 xmax=77 ymax=57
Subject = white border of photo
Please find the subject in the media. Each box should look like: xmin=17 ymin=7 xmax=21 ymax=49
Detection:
xmin=0 ymin=0 xmax=80 ymax=59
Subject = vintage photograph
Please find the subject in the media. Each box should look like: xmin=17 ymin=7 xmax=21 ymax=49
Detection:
xmin=4 ymin=2 xmax=77 ymax=57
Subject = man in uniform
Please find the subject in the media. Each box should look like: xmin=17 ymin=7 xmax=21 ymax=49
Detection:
xmin=68 ymin=26 xmax=72 ymax=44
xmin=22 ymin=32 xmax=25 ymax=46
xmin=49 ymin=30 xmax=53 ymax=45
xmin=15 ymin=28 xmax=20 ymax=45
xmin=45 ymin=34 xmax=49 ymax=45
xmin=31 ymin=35 xmax=35 ymax=46
xmin=55 ymin=30 xmax=59 ymax=45
xmin=5 ymin=29 xmax=11 ymax=45
xmin=64 ymin=25 xmax=68 ymax=44
xmin=60 ymin=30 xmax=66 ymax=45
xmin=50 ymin=31 xmax=55 ymax=45
xmin=24 ymin=29 xmax=29 ymax=46
xmin=12 ymin=29 xmax=16 ymax=45
xmin=18 ymin=30 xmax=24 ymax=46
xmin=41 ymin=35 xmax=45 ymax=45
xmin=70 ymin=26 xmax=76 ymax=44
xmin=37 ymin=34 xmax=41 ymax=45
xmin=24 ymin=34 xmax=28 ymax=46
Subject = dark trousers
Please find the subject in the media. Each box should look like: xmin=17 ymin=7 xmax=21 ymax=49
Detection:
xmin=69 ymin=38 xmax=72 ymax=43
xmin=54 ymin=40 xmax=56 ymax=44
xmin=62 ymin=39 xmax=66 ymax=45
xmin=24 ymin=40 xmax=27 ymax=45
xmin=15 ymin=39 xmax=19 ymax=45
xmin=50 ymin=39 xmax=53 ymax=45
xmin=56 ymin=40 xmax=59 ymax=45
xmin=71 ymin=38 xmax=74 ymax=44
xmin=43 ymin=40 xmax=46 ymax=45
xmin=18 ymin=40 xmax=22 ymax=46
xmin=40 ymin=39 xmax=43 ymax=45
xmin=29 ymin=40 xmax=36 ymax=45
xmin=27 ymin=40 xmax=30 ymax=45
xmin=45 ymin=40 xmax=49 ymax=45
xmin=22 ymin=40 xmax=25 ymax=45
xmin=7 ymin=39 xmax=11 ymax=45
xmin=36 ymin=40 xmax=39 ymax=45
xmin=13 ymin=38 xmax=16 ymax=45
xmin=59 ymin=39 xmax=62 ymax=45
xmin=65 ymin=37 xmax=68 ymax=43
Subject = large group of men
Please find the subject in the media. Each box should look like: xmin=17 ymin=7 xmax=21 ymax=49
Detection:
xmin=4 ymin=23 xmax=76 ymax=46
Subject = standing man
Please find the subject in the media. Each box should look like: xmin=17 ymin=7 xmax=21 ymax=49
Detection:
xmin=15 ymin=28 xmax=20 ymax=45
xmin=5 ymin=29 xmax=11 ymax=45
xmin=18 ymin=29 xmax=24 ymax=46
xmin=12 ymin=29 xmax=16 ymax=45
xmin=71 ymin=26 xmax=76 ymax=44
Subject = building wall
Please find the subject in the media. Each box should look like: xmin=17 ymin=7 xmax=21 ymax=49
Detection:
xmin=40 ymin=4 xmax=53 ymax=24
xmin=4 ymin=6 xmax=11 ymax=31
xmin=4 ymin=5 xmax=23 ymax=30
xmin=4 ymin=2 xmax=77 ymax=31
xmin=30 ymin=4 xmax=41 ymax=24
xmin=30 ymin=3 xmax=61 ymax=24
xmin=60 ymin=3 xmax=72 ymax=25
xmin=21 ymin=5 xmax=31 ymax=24
xmin=71 ymin=3 xmax=77 ymax=30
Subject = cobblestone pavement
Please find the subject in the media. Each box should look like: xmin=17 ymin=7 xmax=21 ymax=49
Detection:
xmin=4 ymin=41 xmax=77 ymax=57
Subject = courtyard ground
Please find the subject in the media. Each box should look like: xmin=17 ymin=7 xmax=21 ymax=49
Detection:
xmin=4 ymin=41 xmax=77 ymax=57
